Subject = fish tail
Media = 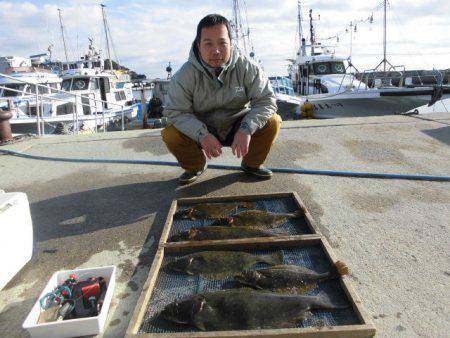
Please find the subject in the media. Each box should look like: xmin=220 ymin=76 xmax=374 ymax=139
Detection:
xmin=290 ymin=210 xmax=304 ymax=218
xmin=260 ymin=251 xmax=284 ymax=265
xmin=311 ymin=293 xmax=350 ymax=310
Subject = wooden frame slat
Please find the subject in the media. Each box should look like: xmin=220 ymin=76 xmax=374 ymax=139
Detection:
xmin=126 ymin=237 xmax=375 ymax=338
xmin=161 ymin=192 xmax=320 ymax=248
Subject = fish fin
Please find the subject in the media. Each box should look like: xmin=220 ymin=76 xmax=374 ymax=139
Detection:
xmin=275 ymin=283 xmax=316 ymax=295
xmin=288 ymin=210 xmax=304 ymax=218
xmin=202 ymin=272 xmax=233 ymax=280
xmin=314 ymin=293 xmax=351 ymax=310
xmin=326 ymin=260 xmax=350 ymax=279
xmin=260 ymin=251 xmax=284 ymax=265
xmin=335 ymin=260 xmax=350 ymax=276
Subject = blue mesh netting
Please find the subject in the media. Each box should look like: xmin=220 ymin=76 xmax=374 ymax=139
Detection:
xmin=138 ymin=245 xmax=360 ymax=334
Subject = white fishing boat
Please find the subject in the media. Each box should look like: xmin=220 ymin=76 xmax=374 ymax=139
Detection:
xmin=0 ymin=55 xmax=62 ymax=117
xmin=275 ymin=1 xmax=450 ymax=119
xmin=0 ymin=6 xmax=138 ymax=135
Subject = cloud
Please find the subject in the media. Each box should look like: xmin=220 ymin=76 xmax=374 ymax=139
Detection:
xmin=0 ymin=0 xmax=449 ymax=78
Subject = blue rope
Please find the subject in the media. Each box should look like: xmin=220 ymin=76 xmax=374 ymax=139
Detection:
xmin=1 ymin=148 xmax=449 ymax=182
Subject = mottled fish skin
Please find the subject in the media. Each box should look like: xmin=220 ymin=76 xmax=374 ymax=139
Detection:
xmin=165 ymin=251 xmax=283 ymax=277
xmin=168 ymin=226 xmax=287 ymax=242
xmin=173 ymin=202 xmax=254 ymax=220
xmin=212 ymin=209 xmax=303 ymax=228
xmin=161 ymin=289 xmax=349 ymax=331
xmin=235 ymin=264 xmax=333 ymax=290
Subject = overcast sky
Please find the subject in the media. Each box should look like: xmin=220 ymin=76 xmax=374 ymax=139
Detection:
xmin=1 ymin=0 xmax=449 ymax=78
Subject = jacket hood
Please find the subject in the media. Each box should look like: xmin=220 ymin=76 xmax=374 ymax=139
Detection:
xmin=188 ymin=41 xmax=239 ymax=78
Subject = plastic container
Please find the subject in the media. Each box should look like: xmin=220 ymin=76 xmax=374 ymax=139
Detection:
xmin=23 ymin=266 xmax=116 ymax=338
xmin=0 ymin=192 xmax=33 ymax=290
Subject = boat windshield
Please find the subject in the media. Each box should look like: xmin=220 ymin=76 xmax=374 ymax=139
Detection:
xmin=313 ymin=62 xmax=346 ymax=75
xmin=2 ymin=84 xmax=26 ymax=97
xmin=61 ymin=78 xmax=90 ymax=91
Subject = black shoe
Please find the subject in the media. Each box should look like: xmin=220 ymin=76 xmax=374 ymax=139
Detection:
xmin=178 ymin=164 xmax=207 ymax=185
xmin=240 ymin=165 xmax=273 ymax=179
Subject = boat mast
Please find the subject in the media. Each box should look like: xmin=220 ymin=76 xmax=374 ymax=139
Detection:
xmin=309 ymin=9 xmax=315 ymax=55
xmin=374 ymin=0 xmax=393 ymax=71
xmin=383 ymin=0 xmax=387 ymax=72
xmin=57 ymin=9 xmax=69 ymax=62
xmin=101 ymin=4 xmax=113 ymax=70
xmin=297 ymin=1 xmax=304 ymax=56
xmin=231 ymin=0 xmax=248 ymax=54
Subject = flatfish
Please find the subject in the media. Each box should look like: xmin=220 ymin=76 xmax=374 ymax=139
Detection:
xmin=168 ymin=225 xmax=287 ymax=242
xmin=235 ymin=261 xmax=349 ymax=292
xmin=161 ymin=289 xmax=349 ymax=330
xmin=165 ymin=250 xmax=283 ymax=279
xmin=213 ymin=209 xmax=303 ymax=228
xmin=174 ymin=202 xmax=255 ymax=220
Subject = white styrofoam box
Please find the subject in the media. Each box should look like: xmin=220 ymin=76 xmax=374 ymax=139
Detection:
xmin=0 ymin=192 xmax=33 ymax=290
xmin=23 ymin=266 xmax=116 ymax=338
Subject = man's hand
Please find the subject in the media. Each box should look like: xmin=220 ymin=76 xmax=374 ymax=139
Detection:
xmin=231 ymin=130 xmax=251 ymax=158
xmin=200 ymin=133 xmax=223 ymax=159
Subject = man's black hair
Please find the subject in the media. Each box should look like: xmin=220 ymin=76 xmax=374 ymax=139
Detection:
xmin=195 ymin=14 xmax=232 ymax=45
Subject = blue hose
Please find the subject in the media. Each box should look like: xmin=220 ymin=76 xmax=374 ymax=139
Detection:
xmin=1 ymin=148 xmax=449 ymax=182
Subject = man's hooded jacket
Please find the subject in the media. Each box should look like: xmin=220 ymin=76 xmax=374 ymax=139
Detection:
xmin=163 ymin=43 xmax=277 ymax=143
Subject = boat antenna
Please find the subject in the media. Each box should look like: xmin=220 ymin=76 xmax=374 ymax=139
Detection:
xmin=57 ymin=8 xmax=69 ymax=62
xmin=101 ymin=4 xmax=113 ymax=70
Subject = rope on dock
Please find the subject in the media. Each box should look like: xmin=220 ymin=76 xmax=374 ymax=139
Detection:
xmin=1 ymin=148 xmax=449 ymax=182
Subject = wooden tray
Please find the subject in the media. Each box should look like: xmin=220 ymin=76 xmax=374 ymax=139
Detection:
xmin=159 ymin=192 xmax=322 ymax=247
xmin=126 ymin=237 xmax=375 ymax=338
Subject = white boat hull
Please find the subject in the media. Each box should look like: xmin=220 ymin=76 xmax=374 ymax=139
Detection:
xmin=276 ymin=87 xmax=450 ymax=119
xmin=11 ymin=104 xmax=138 ymax=134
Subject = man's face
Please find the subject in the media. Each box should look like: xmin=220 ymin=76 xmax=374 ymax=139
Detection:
xmin=198 ymin=24 xmax=231 ymax=68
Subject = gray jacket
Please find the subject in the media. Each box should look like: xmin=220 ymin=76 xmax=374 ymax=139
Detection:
xmin=163 ymin=44 xmax=277 ymax=142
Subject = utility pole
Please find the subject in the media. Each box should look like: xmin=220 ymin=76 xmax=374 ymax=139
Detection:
xmin=101 ymin=4 xmax=113 ymax=70
xmin=57 ymin=9 xmax=69 ymax=62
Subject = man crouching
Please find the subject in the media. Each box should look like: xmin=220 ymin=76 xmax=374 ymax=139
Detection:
xmin=162 ymin=14 xmax=281 ymax=184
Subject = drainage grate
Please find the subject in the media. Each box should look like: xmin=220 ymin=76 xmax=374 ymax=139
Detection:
xmin=138 ymin=245 xmax=360 ymax=334
xmin=168 ymin=197 xmax=313 ymax=242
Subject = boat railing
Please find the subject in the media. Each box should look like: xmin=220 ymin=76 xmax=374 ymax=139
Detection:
xmin=355 ymin=67 xmax=445 ymax=91
xmin=0 ymin=71 xmax=127 ymax=136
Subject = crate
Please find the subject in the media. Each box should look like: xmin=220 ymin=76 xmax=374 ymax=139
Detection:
xmin=159 ymin=192 xmax=321 ymax=247
xmin=22 ymin=266 xmax=116 ymax=338
xmin=126 ymin=238 xmax=375 ymax=337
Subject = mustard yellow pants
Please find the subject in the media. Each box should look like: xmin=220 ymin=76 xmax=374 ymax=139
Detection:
xmin=162 ymin=114 xmax=282 ymax=173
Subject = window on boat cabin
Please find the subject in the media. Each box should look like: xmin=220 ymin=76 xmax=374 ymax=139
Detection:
xmin=2 ymin=84 xmax=25 ymax=97
xmin=72 ymin=78 xmax=89 ymax=91
xmin=56 ymin=102 xmax=75 ymax=115
xmin=90 ymin=78 xmax=99 ymax=90
xmin=49 ymin=83 xmax=59 ymax=93
xmin=115 ymin=91 xmax=126 ymax=101
xmin=62 ymin=79 xmax=72 ymax=91
xmin=38 ymin=85 xmax=50 ymax=95
xmin=25 ymin=85 xmax=36 ymax=95
xmin=312 ymin=62 xmax=346 ymax=75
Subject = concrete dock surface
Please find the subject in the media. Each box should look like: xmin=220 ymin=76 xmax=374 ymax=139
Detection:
xmin=0 ymin=112 xmax=449 ymax=337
